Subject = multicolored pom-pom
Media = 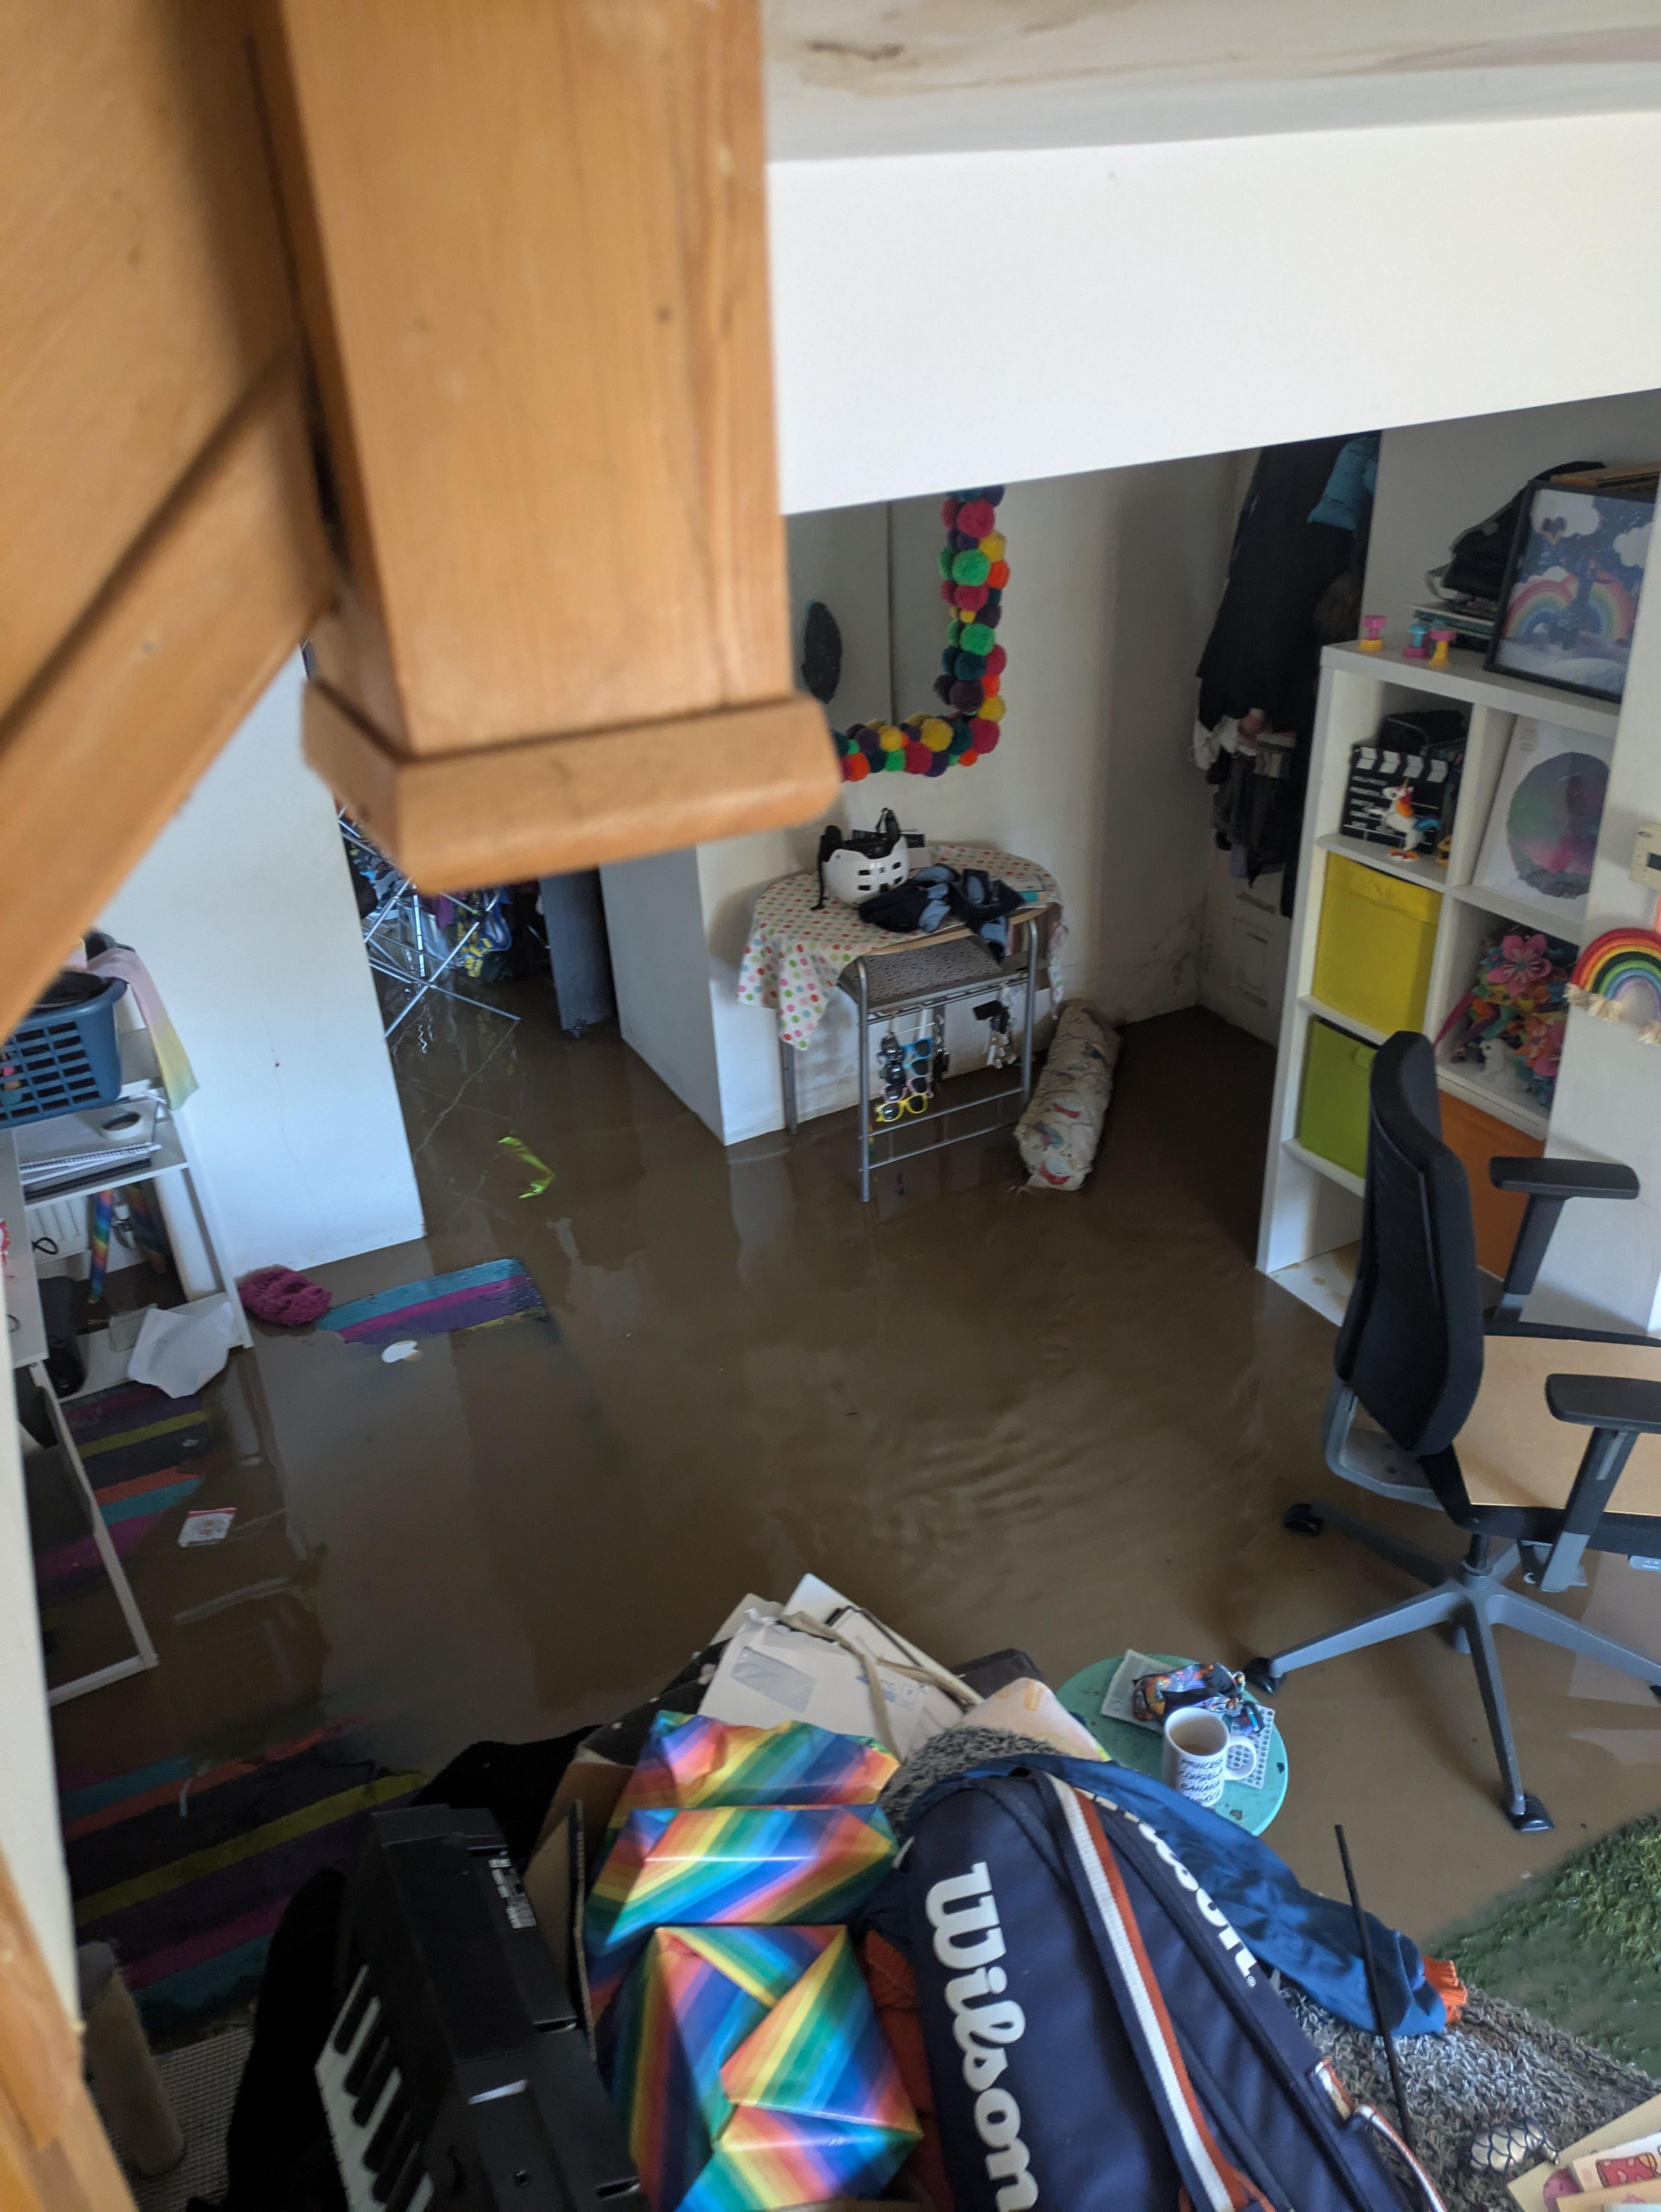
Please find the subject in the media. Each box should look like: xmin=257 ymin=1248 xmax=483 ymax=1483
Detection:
xmin=830 ymin=487 xmax=1008 ymax=782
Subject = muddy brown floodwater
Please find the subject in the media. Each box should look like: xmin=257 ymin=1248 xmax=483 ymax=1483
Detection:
xmin=52 ymin=986 xmax=1661 ymax=1941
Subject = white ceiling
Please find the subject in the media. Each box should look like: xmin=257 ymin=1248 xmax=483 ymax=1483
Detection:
xmin=766 ymin=0 xmax=1661 ymax=157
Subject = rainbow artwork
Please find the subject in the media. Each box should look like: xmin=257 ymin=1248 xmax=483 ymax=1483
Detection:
xmin=1567 ymin=928 xmax=1661 ymax=1045
xmin=1504 ymin=567 xmax=1577 ymax=639
xmin=584 ymin=1803 xmax=896 ymax=2016
xmin=606 ymin=1925 xmax=920 ymax=2212
xmin=1587 ymin=566 xmax=1638 ymax=644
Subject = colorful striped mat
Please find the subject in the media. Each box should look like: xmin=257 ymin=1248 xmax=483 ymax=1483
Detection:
xmin=62 ymin=1726 xmax=423 ymax=2039
xmin=318 ymin=1257 xmax=549 ymax=1347
xmin=35 ymin=1382 xmax=213 ymax=1599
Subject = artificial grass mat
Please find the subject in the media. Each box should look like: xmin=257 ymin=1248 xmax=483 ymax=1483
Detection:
xmin=1439 ymin=1803 xmax=1661 ymax=2076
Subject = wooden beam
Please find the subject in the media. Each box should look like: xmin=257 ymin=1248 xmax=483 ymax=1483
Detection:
xmin=0 ymin=0 xmax=302 ymax=725
xmin=0 ymin=359 xmax=332 ymax=1040
xmin=0 ymin=1848 xmax=134 ymax=2212
xmin=305 ymin=679 xmax=833 ymax=888
xmin=253 ymin=0 xmax=835 ymax=882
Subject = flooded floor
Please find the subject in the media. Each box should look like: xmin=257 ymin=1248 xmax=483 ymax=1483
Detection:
xmin=50 ymin=985 xmax=1661 ymax=1943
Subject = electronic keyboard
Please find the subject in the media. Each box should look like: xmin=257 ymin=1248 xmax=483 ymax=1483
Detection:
xmin=317 ymin=1806 xmax=642 ymax=2212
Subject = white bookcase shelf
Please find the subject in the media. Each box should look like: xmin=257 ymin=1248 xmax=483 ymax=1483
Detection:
xmin=1259 ymin=637 xmax=1609 ymax=1322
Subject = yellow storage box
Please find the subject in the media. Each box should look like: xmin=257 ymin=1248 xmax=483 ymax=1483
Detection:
xmin=1311 ymin=853 xmax=1439 ymax=1035
xmin=1298 ymin=1018 xmax=1376 ymax=1180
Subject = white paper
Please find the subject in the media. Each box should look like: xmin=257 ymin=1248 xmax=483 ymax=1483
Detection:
xmin=128 ymin=1293 xmax=238 ymax=1397
xmin=699 ymin=1579 xmax=971 ymax=1756
xmin=178 ymin=1508 xmax=235 ymax=1548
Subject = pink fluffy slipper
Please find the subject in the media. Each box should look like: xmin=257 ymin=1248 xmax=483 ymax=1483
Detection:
xmin=239 ymin=1265 xmax=333 ymax=1327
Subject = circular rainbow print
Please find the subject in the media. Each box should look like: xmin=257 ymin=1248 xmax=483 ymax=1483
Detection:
xmin=1505 ymin=751 xmax=1608 ymax=901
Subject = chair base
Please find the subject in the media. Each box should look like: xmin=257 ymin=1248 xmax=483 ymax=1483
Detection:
xmin=1245 ymin=1500 xmax=1661 ymax=1831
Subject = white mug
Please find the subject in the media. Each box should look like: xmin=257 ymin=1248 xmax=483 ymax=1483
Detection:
xmin=1161 ymin=1707 xmax=1230 ymax=1808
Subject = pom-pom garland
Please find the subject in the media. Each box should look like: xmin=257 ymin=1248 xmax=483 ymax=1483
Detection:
xmin=839 ymin=488 xmax=1010 ymax=781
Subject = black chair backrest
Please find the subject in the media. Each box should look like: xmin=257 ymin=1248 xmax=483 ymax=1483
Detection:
xmin=1333 ymin=1031 xmax=1486 ymax=1456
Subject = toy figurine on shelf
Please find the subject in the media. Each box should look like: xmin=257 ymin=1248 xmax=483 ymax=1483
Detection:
xmin=1376 ymin=779 xmax=1440 ymax=859
xmin=1440 ymin=925 xmax=1573 ymax=1110
xmin=1428 ymin=624 xmax=1457 ymax=668
xmin=1358 ymin=615 xmax=1386 ymax=653
xmin=1402 ymin=617 xmax=1431 ymax=661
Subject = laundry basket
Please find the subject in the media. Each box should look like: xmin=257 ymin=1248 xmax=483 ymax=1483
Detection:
xmin=0 ymin=973 xmax=128 ymax=1128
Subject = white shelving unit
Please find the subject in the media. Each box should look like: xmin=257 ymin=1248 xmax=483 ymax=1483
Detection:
xmin=1258 ymin=637 xmax=1619 ymax=1324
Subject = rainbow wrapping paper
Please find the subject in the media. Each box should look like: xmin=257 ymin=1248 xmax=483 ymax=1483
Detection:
xmin=585 ymin=1802 xmax=895 ymax=2017
xmin=608 ymin=1925 xmax=920 ymax=2212
xmin=609 ymin=1711 xmax=897 ymax=1829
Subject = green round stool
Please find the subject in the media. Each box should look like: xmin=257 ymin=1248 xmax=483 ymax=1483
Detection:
xmin=1056 ymin=1651 xmax=1289 ymax=1836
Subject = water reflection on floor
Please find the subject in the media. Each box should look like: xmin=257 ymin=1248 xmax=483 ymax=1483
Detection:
xmin=50 ymin=985 xmax=1661 ymax=1937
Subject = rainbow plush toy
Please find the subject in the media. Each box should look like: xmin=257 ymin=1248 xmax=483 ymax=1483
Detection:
xmin=1568 ymin=927 xmax=1661 ymax=1045
xmin=837 ymin=486 xmax=1008 ymax=781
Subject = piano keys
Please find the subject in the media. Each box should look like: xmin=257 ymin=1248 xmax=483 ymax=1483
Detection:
xmin=317 ymin=1806 xmax=642 ymax=2212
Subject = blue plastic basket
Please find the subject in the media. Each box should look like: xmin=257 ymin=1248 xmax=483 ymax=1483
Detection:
xmin=0 ymin=974 xmax=128 ymax=1128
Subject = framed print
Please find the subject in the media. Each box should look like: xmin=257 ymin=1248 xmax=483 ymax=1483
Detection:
xmin=1488 ymin=475 xmax=1653 ymax=702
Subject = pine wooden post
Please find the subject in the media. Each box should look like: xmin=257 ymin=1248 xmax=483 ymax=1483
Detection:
xmin=0 ymin=1847 xmax=137 ymax=2212
xmin=253 ymin=0 xmax=836 ymax=887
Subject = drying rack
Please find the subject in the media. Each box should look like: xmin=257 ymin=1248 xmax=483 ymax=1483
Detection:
xmin=340 ymin=813 xmax=520 ymax=1039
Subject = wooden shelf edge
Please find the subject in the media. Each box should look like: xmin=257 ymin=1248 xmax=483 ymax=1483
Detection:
xmin=1297 ymin=995 xmax=1388 ymax=1047
xmin=1445 ymin=880 xmax=1585 ymax=947
xmin=1434 ymin=1063 xmax=1550 ymax=1140
xmin=305 ymin=681 xmax=839 ymax=888
xmin=1315 ymin=830 xmax=1447 ymax=891
xmin=1283 ymin=1137 xmax=1366 ymax=1198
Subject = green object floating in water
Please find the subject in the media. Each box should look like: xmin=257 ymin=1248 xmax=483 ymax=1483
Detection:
xmin=499 ymin=1135 xmax=554 ymax=1199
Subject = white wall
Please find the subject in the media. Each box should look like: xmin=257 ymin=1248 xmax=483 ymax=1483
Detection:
xmin=618 ymin=456 xmax=1242 ymax=1145
xmin=101 ymin=658 xmax=423 ymax=1277
xmin=769 ymin=112 xmax=1661 ymax=515
xmin=0 ymin=1396 xmax=74 ymax=2015
xmin=602 ymin=846 xmax=727 ymax=1134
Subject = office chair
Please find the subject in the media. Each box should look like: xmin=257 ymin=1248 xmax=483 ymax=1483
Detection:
xmin=1247 ymin=1030 xmax=1661 ymax=1832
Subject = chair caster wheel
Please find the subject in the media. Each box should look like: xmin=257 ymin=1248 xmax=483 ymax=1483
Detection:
xmin=1283 ymin=1504 xmax=1324 ymax=1537
xmin=1506 ymin=1793 xmax=1553 ymax=1835
xmin=1244 ymin=1659 xmax=1283 ymax=1695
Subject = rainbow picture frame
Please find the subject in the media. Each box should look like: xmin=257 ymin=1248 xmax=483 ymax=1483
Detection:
xmin=1488 ymin=473 xmax=1655 ymax=704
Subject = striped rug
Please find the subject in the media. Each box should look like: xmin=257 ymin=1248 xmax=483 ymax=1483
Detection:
xmin=35 ymin=1382 xmax=212 ymax=1599
xmin=62 ymin=1728 xmax=423 ymax=2039
xmin=318 ymin=1257 xmax=549 ymax=1348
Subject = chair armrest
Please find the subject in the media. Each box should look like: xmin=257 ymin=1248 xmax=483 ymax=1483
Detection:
xmin=1489 ymin=1161 xmax=1642 ymax=1327
xmin=1546 ymin=1373 xmax=1661 ymax=1434
xmin=1490 ymin=1157 xmax=1639 ymax=1200
xmin=1535 ymin=1371 xmax=1661 ymax=1590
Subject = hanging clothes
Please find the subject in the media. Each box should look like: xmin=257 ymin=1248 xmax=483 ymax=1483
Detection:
xmin=1195 ymin=434 xmax=1378 ymax=915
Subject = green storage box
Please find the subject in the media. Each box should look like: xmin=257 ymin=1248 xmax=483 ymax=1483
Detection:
xmin=1298 ymin=1018 xmax=1376 ymax=1180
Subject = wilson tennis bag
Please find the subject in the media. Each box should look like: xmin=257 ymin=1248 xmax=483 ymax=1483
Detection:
xmin=905 ymin=1769 xmax=1445 ymax=2212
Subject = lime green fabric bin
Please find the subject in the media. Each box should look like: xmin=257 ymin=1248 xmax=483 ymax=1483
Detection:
xmin=1298 ymin=1019 xmax=1376 ymax=1180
